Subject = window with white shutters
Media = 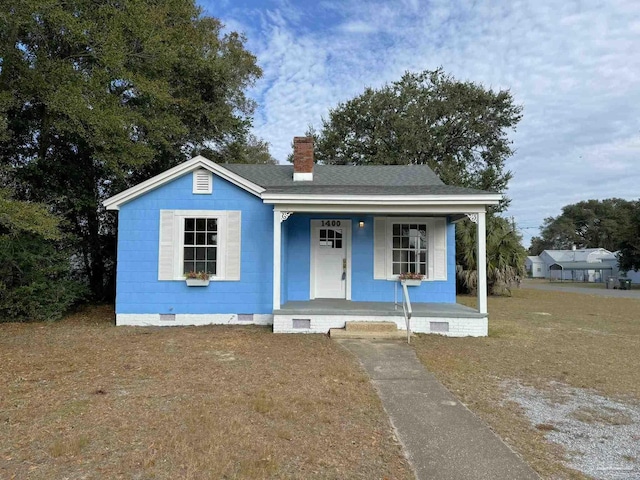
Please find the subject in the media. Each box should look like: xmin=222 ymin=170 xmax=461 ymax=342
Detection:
xmin=373 ymin=217 xmax=447 ymax=281
xmin=158 ymin=210 xmax=241 ymax=281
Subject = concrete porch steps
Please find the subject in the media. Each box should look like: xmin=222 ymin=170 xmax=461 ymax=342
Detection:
xmin=329 ymin=321 xmax=408 ymax=339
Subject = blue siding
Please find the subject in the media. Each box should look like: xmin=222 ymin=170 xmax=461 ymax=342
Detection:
xmin=115 ymin=171 xmax=457 ymax=315
xmin=283 ymin=214 xmax=456 ymax=304
xmin=116 ymin=172 xmax=273 ymax=314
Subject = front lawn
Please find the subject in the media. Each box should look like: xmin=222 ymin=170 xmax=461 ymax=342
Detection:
xmin=0 ymin=307 xmax=412 ymax=479
xmin=412 ymin=288 xmax=640 ymax=479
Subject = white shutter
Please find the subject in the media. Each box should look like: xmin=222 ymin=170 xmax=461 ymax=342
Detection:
xmin=158 ymin=210 xmax=176 ymax=280
xmin=225 ymin=211 xmax=241 ymax=281
xmin=433 ymin=218 xmax=447 ymax=280
xmin=373 ymin=217 xmax=387 ymax=279
xmin=193 ymin=169 xmax=212 ymax=194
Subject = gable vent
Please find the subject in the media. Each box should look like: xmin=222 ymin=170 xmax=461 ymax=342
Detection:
xmin=193 ymin=169 xmax=212 ymax=194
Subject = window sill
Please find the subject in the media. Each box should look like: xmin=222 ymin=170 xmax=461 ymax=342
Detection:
xmin=185 ymin=279 xmax=210 ymax=287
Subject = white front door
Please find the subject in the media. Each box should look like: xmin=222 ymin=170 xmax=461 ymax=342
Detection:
xmin=311 ymin=220 xmax=350 ymax=299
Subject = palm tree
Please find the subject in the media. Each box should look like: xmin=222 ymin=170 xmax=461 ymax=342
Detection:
xmin=456 ymin=215 xmax=526 ymax=295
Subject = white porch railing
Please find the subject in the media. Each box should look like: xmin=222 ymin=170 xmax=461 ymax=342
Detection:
xmin=401 ymin=282 xmax=412 ymax=344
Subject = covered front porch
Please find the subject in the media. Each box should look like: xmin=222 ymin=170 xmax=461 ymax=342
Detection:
xmin=273 ymin=299 xmax=487 ymax=337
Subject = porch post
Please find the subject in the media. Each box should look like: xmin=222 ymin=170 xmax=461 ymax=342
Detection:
xmin=477 ymin=210 xmax=488 ymax=314
xmin=273 ymin=210 xmax=282 ymax=310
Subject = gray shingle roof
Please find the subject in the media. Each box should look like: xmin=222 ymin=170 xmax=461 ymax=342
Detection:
xmin=223 ymin=164 xmax=495 ymax=196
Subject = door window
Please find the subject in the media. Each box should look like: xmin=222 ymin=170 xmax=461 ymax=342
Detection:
xmin=319 ymin=228 xmax=343 ymax=249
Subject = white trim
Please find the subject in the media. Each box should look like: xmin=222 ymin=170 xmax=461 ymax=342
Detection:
xmin=310 ymin=220 xmax=352 ymax=300
xmin=273 ymin=210 xmax=282 ymax=310
xmin=293 ymin=172 xmax=313 ymax=181
xmin=116 ymin=313 xmax=273 ymax=327
xmin=477 ymin=211 xmax=488 ymax=314
xmin=272 ymin=204 xmax=492 ymax=214
xmin=262 ymin=193 xmax=501 ymax=205
xmin=103 ymin=156 xmax=265 ymax=210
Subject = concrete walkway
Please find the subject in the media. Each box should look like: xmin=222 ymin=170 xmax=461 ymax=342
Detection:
xmin=523 ymin=281 xmax=640 ymax=299
xmin=337 ymin=339 xmax=539 ymax=480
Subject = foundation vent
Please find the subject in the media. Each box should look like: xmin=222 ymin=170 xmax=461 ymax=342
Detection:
xmin=430 ymin=321 xmax=449 ymax=333
xmin=160 ymin=314 xmax=176 ymax=322
xmin=237 ymin=314 xmax=254 ymax=322
xmin=292 ymin=319 xmax=311 ymax=329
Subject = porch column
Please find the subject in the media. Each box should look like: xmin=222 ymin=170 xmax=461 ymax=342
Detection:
xmin=476 ymin=210 xmax=488 ymax=314
xmin=273 ymin=210 xmax=282 ymax=310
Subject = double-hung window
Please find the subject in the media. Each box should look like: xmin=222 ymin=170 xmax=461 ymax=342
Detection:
xmin=183 ymin=218 xmax=218 ymax=276
xmin=391 ymin=223 xmax=428 ymax=275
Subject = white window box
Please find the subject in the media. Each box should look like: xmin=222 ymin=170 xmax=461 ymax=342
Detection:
xmin=185 ymin=278 xmax=210 ymax=287
xmin=400 ymin=279 xmax=422 ymax=287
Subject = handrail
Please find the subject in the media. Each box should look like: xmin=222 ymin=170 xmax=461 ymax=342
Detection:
xmin=401 ymin=282 xmax=412 ymax=344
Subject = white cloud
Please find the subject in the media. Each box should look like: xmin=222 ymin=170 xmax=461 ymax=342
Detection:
xmin=201 ymin=0 xmax=640 ymax=246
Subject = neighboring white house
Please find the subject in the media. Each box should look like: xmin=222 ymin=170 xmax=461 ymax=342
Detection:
xmin=525 ymin=256 xmax=545 ymax=278
xmin=528 ymin=248 xmax=617 ymax=282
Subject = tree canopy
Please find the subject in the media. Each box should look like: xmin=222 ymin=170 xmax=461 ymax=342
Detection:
xmin=0 ymin=0 xmax=263 ymax=301
xmin=618 ymin=201 xmax=640 ymax=273
xmin=528 ymin=198 xmax=636 ymax=255
xmin=311 ymin=69 xmax=522 ymax=209
xmin=310 ymin=69 xmax=525 ymax=293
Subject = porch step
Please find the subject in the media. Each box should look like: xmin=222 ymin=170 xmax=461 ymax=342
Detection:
xmin=345 ymin=321 xmax=398 ymax=332
xmin=330 ymin=321 xmax=407 ymax=339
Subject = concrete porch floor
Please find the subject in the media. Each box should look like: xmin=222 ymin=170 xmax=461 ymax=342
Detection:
xmin=274 ymin=299 xmax=485 ymax=318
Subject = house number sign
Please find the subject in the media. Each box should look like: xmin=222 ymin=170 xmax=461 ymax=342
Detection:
xmin=321 ymin=220 xmax=341 ymax=227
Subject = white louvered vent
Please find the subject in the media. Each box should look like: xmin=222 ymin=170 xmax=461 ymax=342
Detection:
xmin=193 ymin=169 xmax=212 ymax=194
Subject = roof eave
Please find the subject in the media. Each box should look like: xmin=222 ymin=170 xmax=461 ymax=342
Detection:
xmin=103 ymin=156 xmax=266 ymax=211
xmin=260 ymin=193 xmax=502 ymax=206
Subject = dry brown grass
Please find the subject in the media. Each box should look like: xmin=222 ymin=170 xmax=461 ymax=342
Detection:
xmin=0 ymin=306 xmax=412 ymax=480
xmin=412 ymin=288 xmax=640 ymax=480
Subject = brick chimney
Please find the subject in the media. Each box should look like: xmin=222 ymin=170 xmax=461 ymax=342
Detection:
xmin=293 ymin=136 xmax=314 ymax=181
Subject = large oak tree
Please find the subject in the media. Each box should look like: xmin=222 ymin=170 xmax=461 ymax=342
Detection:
xmin=528 ymin=198 xmax=636 ymax=255
xmin=311 ymin=69 xmax=525 ymax=293
xmin=0 ymin=0 xmax=262 ymax=300
xmin=313 ymin=69 xmax=522 ymax=208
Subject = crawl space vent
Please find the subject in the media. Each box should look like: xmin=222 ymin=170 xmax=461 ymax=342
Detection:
xmin=292 ymin=319 xmax=311 ymax=329
xmin=237 ymin=314 xmax=254 ymax=322
xmin=430 ymin=321 xmax=449 ymax=333
xmin=160 ymin=314 xmax=176 ymax=322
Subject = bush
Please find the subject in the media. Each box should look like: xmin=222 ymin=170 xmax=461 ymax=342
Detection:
xmin=0 ymin=233 xmax=87 ymax=322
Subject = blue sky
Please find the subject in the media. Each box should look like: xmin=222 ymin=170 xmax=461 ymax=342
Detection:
xmin=199 ymin=0 xmax=639 ymax=246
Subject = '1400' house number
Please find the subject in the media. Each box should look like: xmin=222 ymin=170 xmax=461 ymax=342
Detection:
xmin=321 ymin=220 xmax=341 ymax=227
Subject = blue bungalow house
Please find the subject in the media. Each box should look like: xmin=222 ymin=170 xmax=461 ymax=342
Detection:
xmin=104 ymin=137 xmax=500 ymax=336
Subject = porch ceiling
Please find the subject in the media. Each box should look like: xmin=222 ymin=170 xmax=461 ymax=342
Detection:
xmin=274 ymin=299 xmax=485 ymax=319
